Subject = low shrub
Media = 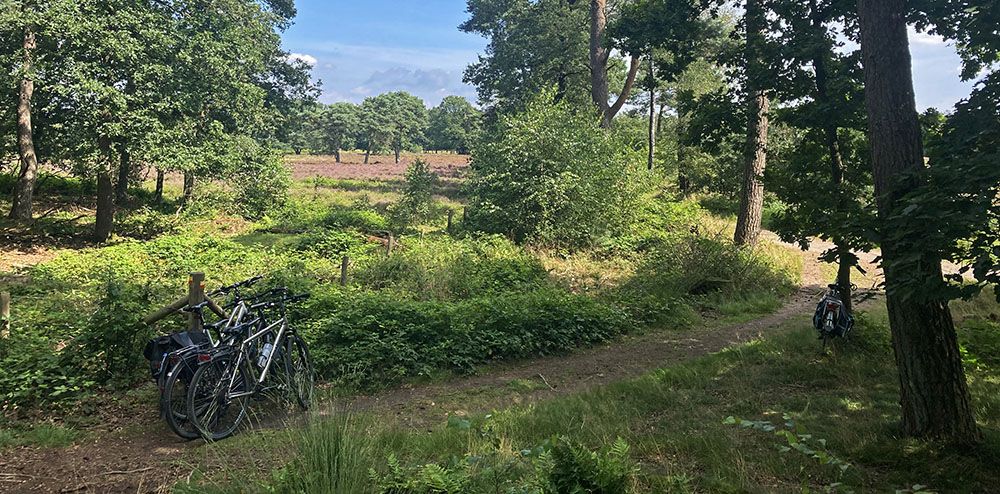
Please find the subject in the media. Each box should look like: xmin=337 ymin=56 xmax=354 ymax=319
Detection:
xmin=356 ymin=235 xmax=548 ymax=300
xmin=612 ymin=233 xmax=799 ymax=326
xmin=300 ymin=288 xmax=629 ymax=388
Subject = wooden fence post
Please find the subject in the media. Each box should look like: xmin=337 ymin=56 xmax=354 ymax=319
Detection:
xmin=386 ymin=234 xmax=395 ymax=256
xmin=1 ymin=292 xmax=10 ymax=339
xmin=447 ymin=209 xmax=454 ymax=234
xmin=188 ymin=272 xmax=205 ymax=332
xmin=340 ymin=256 xmax=349 ymax=286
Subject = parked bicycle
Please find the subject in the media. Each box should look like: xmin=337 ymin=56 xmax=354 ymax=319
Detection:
xmin=155 ymin=276 xmax=264 ymax=439
xmin=143 ymin=276 xmax=313 ymax=441
xmin=186 ymin=288 xmax=313 ymax=441
xmin=813 ymin=283 xmax=855 ymax=348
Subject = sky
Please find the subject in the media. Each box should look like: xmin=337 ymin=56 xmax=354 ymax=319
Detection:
xmin=280 ymin=0 xmax=979 ymax=111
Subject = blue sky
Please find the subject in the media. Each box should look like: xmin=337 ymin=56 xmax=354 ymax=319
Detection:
xmin=281 ymin=0 xmax=978 ymax=111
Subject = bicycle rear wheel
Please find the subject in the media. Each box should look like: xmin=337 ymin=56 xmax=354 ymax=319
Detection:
xmin=187 ymin=356 xmax=250 ymax=441
xmin=161 ymin=355 xmax=201 ymax=439
xmin=284 ymin=335 xmax=314 ymax=410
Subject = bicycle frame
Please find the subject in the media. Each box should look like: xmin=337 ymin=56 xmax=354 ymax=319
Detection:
xmin=225 ymin=317 xmax=288 ymax=400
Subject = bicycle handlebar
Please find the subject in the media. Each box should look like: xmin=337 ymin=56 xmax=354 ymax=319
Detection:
xmin=209 ymin=275 xmax=264 ymax=297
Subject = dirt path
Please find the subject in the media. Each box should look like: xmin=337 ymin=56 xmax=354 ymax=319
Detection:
xmin=0 ymin=239 xmax=871 ymax=494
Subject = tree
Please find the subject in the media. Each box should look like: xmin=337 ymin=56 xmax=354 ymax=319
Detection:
xmin=359 ymin=95 xmax=392 ymax=164
xmin=8 ymin=14 xmax=37 ymax=221
xmin=462 ymin=0 xmax=592 ymax=113
xmin=856 ymin=0 xmax=980 ymax=442
xmin=427 ymin=96 xmax=481 ymax=153
xmin=358 ymin=92 xmax=427 ymax=164
xmin=609 ymin=0 xmax=715 ymax=170
xmin=767 ymin=0 xmax=874 ymax=311
xmin=584 ymin=0 xmax=641 ymax=127
xmin=317 ymin=102 xmax=360 ymax=162
xmin=379 ymin=92 xmax=428 ymax=164
xmin=281 ymin=100 xmax=323 ymax=155
xmin=733 ymin=0 xmax=773 ymax=246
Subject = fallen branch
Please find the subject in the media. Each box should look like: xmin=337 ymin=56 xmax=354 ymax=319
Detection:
xmin=90 ymin=467 xmax=153 ymax=477
xmin=538 ymin=373 xmax=556 ymax=391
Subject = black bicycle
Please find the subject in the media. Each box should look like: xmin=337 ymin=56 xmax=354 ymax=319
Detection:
xmin=813 ymin=283 xmax=855 ymax=348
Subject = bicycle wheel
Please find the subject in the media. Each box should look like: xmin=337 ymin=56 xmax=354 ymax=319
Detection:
xmin=284 ymin=335 xmax=314 ymax=410
xmin=161 ymin=355 xmax=201 ymax=440
xmin=187 ymin=356 xmax=250 ymax=441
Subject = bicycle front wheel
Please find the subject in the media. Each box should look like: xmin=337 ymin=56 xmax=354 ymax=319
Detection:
xmin=284 ymin=335 xmax=315 ymax=410
xmin=187 ymin=356 xmax=250 ymax=441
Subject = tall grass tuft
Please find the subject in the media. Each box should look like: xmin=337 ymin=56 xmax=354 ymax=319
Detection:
xmin=273 ymin=414 xmax=378 ymax=494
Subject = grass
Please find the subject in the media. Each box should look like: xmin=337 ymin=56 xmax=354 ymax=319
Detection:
xmin=185 ymin=298 xmax=1000 ymax=493
xmin=0 ymin=424 xmax=81 ymax=449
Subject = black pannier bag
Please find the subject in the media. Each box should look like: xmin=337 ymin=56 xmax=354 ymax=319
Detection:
xmin=142 ymin=331 xmax=210 ymax=379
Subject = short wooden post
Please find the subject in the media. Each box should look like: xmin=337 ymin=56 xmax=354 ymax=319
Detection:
xmin=1 ymin=292 xmax=10 ymax=339
xmin=188 ymin=272 xmax=205 ymax=332
xmin=447 ymin=209 xmax=454 ymax=234
xmin=386 ymin=234 xmax=395 ymax=256
xmin=340 ymin=256 xmax=349 ymax=286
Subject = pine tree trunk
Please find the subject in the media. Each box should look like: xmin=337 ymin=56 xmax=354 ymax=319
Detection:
xmin=334 ymin=148 xmax=341 ymax=163
xmin=734 ymin=89 xmax=769 ymax=246
xmin=154 ymin=169 xmax=164 ymax=203
xmin=858 ymin=0 xmax=980 ymax=443
xmin=115 ymin=141 xmax=130 ymax=204
xmin=182 ymin=172 xmax=194 ymax=203
xmin=9 ymin=25 xmax=38 ymax=221
xmin=734 ymin=0 xmax=770 ymax=247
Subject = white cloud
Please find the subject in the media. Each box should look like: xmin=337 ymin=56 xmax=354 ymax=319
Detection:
xmin=347 ymin=67 xmax=475 ymax=106
xmin=908 ymin=26 xmax=947 ymax=46
xmin=287 ymin=53 xmax=318 ymax=67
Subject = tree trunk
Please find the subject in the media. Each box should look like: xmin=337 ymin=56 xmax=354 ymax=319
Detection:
xmin=154 ymin=169 xmax=164 ymax=203
xmin=734 ymin=89 xmax=769 ymax=246
xmin=857 ymin=0 xmax=980 ymax=443
xmin=647 ymin=59 xmax=657 ymax=171
xmin=182 ymin=172 xmax=194 ymax=203
xmin=734 ymin=0 xmax=770 ymax=247
xmin=334 ymin=148 xmax=342 ymax=163
xmin=811 ymin=4 xmax=852 ymax=310
xmin=115 ymin=141 xmax=130 ymax=204
xmin=9 ymin=25 xmax=38 ymax=221
xmin=95 ymin=138 xmax=115 ymax=243
xmin=364 ymin=141 xmax=371 ymax=164
xmin=394 ymin=139 xmax=401 ymax=164
xmin=589 ymin=0 xmax=640 ymax=128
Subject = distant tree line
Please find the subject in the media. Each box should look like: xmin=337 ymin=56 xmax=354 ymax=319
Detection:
xmin=281 ymin=94 xmax=481 ymax=162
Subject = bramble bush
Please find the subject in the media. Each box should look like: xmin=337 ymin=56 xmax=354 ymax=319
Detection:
xmin=299 ymin=287 xmax=629 ymax=388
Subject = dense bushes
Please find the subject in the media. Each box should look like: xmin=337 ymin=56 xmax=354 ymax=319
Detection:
xmin=300 ymin=288 xmax=629 ymax=387
xmin=468 ymin=89 xmax=653 ymax=249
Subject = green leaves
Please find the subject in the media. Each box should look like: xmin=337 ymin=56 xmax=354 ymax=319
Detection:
xmin=468 ymin=88 xmax=652 ymax=249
